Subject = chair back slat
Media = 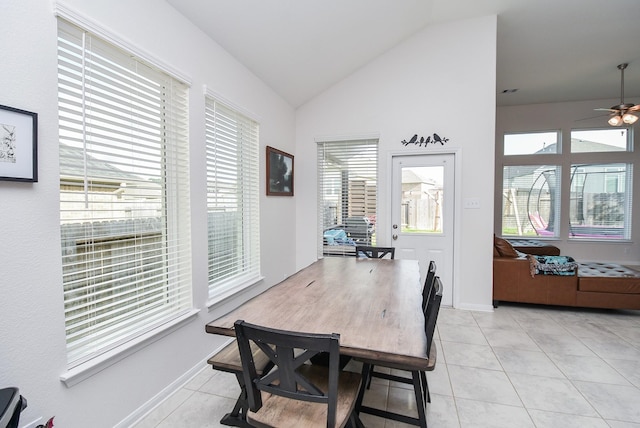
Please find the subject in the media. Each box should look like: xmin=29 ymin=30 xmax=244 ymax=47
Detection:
xmin=355 ymin=245 xmax=395 ymax=259
xmin=424 ymin=276 xmax=443 ymax=355
xmin=421 ymin=260 xmax=437 ymax=311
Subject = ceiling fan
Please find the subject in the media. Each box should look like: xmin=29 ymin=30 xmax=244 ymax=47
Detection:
xmin=595 ymin=63 xmax=639 ymax=126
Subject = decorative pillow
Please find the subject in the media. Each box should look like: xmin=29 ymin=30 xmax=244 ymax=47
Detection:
xmin=493 ymin=245 xmax=499 ymax=257
xmin=494 ymin=235 xmax=519 ymax=258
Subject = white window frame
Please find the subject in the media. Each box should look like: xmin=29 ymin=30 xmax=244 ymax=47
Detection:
xmin=499 ymin=127 xmax=633 ymax=241
xmin=57 ymin=17 xmax=193 ymax=379
xmin=205 ymin=91 xmax=261 ymax=303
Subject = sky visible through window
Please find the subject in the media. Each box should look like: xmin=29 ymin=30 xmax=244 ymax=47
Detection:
xmin=504 ymin=129 xmax=628 ymax=155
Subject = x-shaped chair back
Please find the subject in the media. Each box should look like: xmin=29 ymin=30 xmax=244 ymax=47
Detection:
xmin=355 ymin=245 xmax=395 ymax=259
xmin=234 ymin=320 xmax=342 ymax=427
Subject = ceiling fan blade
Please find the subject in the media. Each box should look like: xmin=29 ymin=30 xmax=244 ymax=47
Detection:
xmin=628 ymin=104 xmax=640 ymax=112
xmin=594 ymin=108 xmax=617 ymax=112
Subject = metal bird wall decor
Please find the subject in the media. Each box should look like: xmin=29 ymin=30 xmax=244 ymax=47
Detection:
xmin=401 ymin=133 xmax=449 ymax=147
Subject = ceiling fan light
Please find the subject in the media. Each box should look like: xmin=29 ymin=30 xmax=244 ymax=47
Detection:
xmin=608 ymin=115 xmax=623 ymax=126
xmin=622 ymin=112 xmax=638 ymax=124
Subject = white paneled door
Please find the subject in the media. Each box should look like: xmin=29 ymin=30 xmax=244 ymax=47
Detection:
xmin=391 ymin=154 xmax=455 ymax=306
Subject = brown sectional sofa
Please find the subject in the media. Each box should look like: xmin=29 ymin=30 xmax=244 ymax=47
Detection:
xmin=493 ymin=236 xmax=640 ymax=310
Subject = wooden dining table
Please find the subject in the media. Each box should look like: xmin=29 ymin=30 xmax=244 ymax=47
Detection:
xmin=205 ymin=256 xmax=429 ymax=370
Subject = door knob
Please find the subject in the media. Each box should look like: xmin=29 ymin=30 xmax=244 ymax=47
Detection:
xmin=392 ymin=234 xmax=398 ymax=240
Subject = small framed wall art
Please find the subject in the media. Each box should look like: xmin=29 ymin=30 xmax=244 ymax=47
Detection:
xmin=266 ymin=145 xmax=294 ymax=196
xmin=0 ymin=104 xmax=38 ymax=182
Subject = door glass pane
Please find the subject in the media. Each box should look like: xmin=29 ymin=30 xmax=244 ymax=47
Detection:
xmin=401 ymin=166 xmax=443 ymax=234
xmin=502 ymin=165 xmax=561 ymax=237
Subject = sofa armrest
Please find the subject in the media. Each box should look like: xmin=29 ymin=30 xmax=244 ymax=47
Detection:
xmin=493 ymin=257 xmax=528 ymax=302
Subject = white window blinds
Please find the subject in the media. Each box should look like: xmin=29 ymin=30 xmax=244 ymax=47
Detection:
xmin=205 ymin=96 xmax=260 ymax=300
xmin=317 ymin=139 xmax=378 ymax=257
xmin=58 ymin=19 xmax=192 ymax=366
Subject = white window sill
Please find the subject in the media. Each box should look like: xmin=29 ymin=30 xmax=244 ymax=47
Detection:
xmin=206 ymin=275 xmax=265 ymax=310
xmin=60 ymin=309 xmax=200 ymax=387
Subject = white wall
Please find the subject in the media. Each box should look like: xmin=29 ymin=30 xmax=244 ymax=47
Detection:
xmin=0 ymin=0 xmax=295 ymax=426
xmin=295 ymin=15 xmax=498 ymax=311
xmin=496 ymin=99 xmax=640 ymax=263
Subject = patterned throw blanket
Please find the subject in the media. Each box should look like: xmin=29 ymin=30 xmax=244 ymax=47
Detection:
xmin=527 ymin=255 xmax=578 ymax=278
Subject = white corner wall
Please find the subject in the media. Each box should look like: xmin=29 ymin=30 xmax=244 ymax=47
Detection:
xmin=0 ymin=0 xmax=296 ymax=426
xmin=295 ymin=15 xmax=498 ymax=311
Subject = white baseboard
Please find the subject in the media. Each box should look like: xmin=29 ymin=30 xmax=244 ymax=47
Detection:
xmin=114 ymin=361 xmax=208 ymax=428
xmin=115 ymin=340 xmax=233 ymax=427
xmin=22 ymin=417 xmax=42 ymax=428
xmin=456 ymin=302 xmax=495 ymax=312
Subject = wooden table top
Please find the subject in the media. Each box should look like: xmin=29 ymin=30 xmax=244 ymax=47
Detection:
xmin=205 ymin=257 xmax=428 ymax=370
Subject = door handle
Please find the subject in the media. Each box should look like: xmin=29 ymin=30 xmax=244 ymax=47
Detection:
xmin=392 ymin=234 xmax=398 ymax=240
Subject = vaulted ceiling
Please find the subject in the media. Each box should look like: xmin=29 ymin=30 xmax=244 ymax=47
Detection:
xmin=166 ymin=0 xmax=640 ymax=109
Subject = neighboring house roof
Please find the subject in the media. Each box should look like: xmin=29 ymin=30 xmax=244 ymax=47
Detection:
xmin=401 ymin=168 xmax=437 ymax=185
xmin=504 ymin=138 xmax=624 ymax=180
xmin=60 ymin=144 xmax=146 ymax=184
xmin=539 ymin=139 xmax=624 ymax=155
xmin=568 ymin=139 xmax=625 ymax=154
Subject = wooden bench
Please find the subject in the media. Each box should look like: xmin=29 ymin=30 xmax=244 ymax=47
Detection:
xmin=207 ymin=340 xmax=272 ymax=427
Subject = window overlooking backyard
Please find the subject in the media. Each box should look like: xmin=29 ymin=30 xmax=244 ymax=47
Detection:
xmin=569 ymin=163 xmax=631 ymax=240
xmin=317 ymin=139 xmax=378 ymax=257
xmin=58 ymin=19 xmax=192 ymax=366
xmin=500 ymin=128 xmax=633 ymax=241
xmin=571 ymin=129 xmax=629 ymax=153
xmin=205 ymin=95 xmax=260 ymax=301
xmin=504 ymin=131 xmax=559 ymax=155
xmin=502 ymin=165 xmax=561 ymax=237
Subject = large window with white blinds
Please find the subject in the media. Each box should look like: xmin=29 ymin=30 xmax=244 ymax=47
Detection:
xmin=58 ymin=19 xmax=192 ymax=366
xmin=317 ymin=139 xmax=378 ymax=257
xmin=205 ymin=95 xmax=260 ymax=301
xmin=500 ymin=128 xmax=633 ymax=240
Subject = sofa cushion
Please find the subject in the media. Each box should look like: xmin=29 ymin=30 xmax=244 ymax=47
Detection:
xmin=578 ymin=263 xmax=640 ymax=294
xmin=494 ymin=235 xmax=519 ymax=258
xmin=507 ymin=239 xmax=561 ymax=256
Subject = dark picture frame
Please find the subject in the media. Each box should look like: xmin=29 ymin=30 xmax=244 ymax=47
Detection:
xmin=0 ymin=104 xmax=38 ymax=182
xmin=266 ymin=146 xmax=294 ymax=196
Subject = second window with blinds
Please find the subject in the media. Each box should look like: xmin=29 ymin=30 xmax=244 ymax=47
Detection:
xmin=205 ymin=95 xmax=261 ymax=302
xmin=317 ymin=139 xmax=378 ymax=257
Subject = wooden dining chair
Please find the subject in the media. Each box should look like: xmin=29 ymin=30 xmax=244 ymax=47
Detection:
xmin=234 ymin=320 xmax=364 ymax=428
xmin=355 ymin=277 xmax=443 ymax=428
xmin=355 ymin=245 xmax=395 ymax=259
xmin=422 ymin=260 xmax=437 ymax=311
xmin=207 ymin=340 xmax=273 ymax=427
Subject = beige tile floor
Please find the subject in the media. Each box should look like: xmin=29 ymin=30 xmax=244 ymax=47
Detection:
xmin=132 ymin=303 xmax=640 ymax=427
